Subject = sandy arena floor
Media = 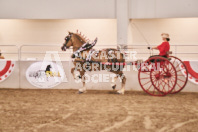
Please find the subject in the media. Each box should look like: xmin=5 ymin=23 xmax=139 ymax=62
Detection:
xmin=0 ymin=89 xmax=198 ymax=132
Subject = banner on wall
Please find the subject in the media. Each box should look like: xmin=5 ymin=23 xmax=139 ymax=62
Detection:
xmin=0 ymin=60 xmax=15 ymax=82
xmin=180 ymin=61 xmax=198 ymax=85
xmin=26 ymin=61 xmax=65 ymax=88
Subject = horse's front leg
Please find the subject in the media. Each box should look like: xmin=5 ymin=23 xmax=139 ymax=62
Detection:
xmin=117 ymin=72 xmax=126 ymax=95
xmin=71 ymin=67 xmax=76 ymax=79
xmin=78 ymin=70 xmax=87 ymax=94
xmin=71 ymin=67 xmax=81 ymax=80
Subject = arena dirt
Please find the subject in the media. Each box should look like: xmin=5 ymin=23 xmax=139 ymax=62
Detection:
xmin=0 ymin=89 xmax=198 ymax=132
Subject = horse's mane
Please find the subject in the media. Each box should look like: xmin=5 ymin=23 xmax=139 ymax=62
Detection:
xmin=73 ymin=32 xmax=88 ymax=44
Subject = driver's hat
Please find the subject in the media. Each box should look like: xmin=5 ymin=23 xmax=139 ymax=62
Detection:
xmin=161 ymin=33 xmax=169 ymax=38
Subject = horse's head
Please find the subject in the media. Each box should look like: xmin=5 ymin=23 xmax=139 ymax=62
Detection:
xmin=61 ymin=31 xmax=87 ymax=52
xmin=61 ymin=32 xmax=73 ymax=51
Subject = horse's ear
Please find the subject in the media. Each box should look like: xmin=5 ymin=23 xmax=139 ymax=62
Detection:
xmin=68 ymin=31 xmax=73 ymax=35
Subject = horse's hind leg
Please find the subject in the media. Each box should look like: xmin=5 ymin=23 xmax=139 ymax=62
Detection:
xmin=117 ymin=72 xmax=126 ymax=94
xmin=111 ymin=75 xmax=118 ymax=90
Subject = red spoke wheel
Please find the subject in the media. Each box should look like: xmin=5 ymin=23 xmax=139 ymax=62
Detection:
xmin=169 ymin=56 xmax=188 ymax=94
xmin=138 ymin=56 xmax=177 ymax=96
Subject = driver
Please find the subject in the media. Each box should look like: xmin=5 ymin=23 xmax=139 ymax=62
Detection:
xmin=148 ymin=33 xmax=170 ymax=58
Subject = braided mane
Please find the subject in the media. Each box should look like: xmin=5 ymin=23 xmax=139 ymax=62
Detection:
xmin=74 ymin=30 xmax=89 ymax=43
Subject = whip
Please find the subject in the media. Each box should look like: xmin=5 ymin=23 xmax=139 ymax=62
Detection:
xmin=132 ymin=23 xmax=153 ymax=56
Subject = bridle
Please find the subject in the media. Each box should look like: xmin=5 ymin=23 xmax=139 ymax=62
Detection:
xmin=63 ymin=34 xmax=73 ymax=48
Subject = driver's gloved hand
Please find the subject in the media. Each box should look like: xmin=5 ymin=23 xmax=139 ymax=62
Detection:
xmin=147 ymin=47 xmax=152 ymax=50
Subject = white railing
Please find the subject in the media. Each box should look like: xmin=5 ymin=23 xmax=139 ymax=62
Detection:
xmin=20 ymin=44 xmax=73 ymax=61
xmin=119 ymin=44 xmax=198 ymax=61
xmin=0 ymin=45 xmax=19 ymax=60
xmin=126 ymin=44 xmax=198 ymax=55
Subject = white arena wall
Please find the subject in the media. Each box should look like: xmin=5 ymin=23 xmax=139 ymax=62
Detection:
xmin=1 ymin=18 xmax=198 ymax=48
xmin=0 ymin=19 xmax=117 ymax=46
xmin=1 ymin=60 xmax=198 ymax=92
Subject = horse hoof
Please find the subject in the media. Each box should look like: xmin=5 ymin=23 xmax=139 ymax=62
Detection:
xmin=116 ymin=91 xmax=124 ymax=95
xmin=78 ymin=91 xmax=84 ymax=94
xmin=112 ymin=85 xmax=116 ymax=90
xmin=116 ymin=93 xmax=121 ymax=95
xmin=78 ymin=91 xmax=87 ymax=94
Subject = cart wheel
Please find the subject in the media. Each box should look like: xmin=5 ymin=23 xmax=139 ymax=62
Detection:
xmin=169 ymin=56 xmax=188 ymax=94
xmin=138 ymin=56 xmax=177 ymax=96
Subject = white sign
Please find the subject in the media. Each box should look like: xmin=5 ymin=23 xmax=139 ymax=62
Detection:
xmin=180 ymin=61 xmax=198 ymax=85
xmin=26 ymin=61 xmax=65 ymax=88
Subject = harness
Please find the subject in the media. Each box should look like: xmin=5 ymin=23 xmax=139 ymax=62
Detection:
xmin=86 ymin=49 xmax=99 ymax=62
xmin=72 ymin=38 xmax=98 ymax=62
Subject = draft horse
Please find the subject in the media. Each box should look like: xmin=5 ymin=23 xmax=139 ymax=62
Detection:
xmin=61 ymin=31 xmax=126 ymax=94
